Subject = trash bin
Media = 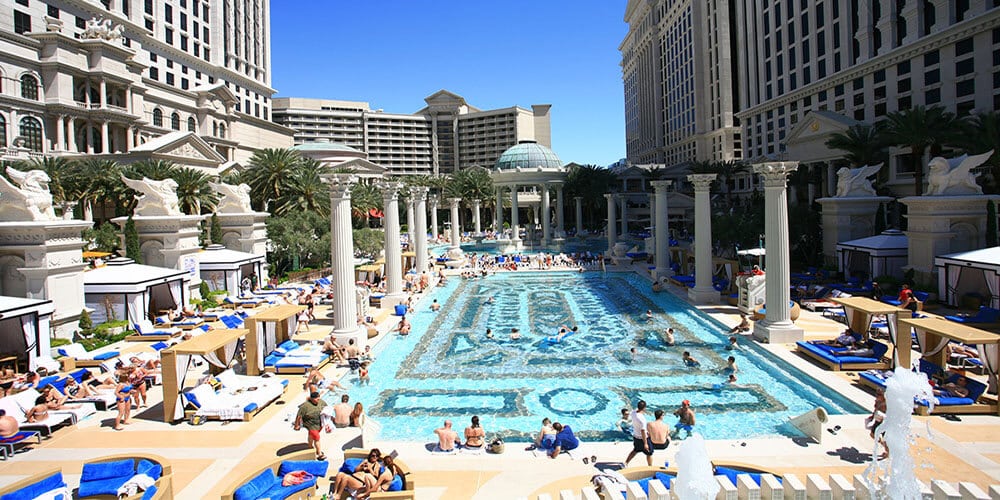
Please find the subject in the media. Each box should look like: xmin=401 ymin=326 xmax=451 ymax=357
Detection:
xmin=394 ymin=304 xmax=407 ymax=316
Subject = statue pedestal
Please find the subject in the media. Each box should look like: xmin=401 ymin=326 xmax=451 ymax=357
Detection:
xmin=900 ymin=194 xmax=1000 ymax=283
xmin=753 ymin=320 xmax=804 ymax=344
xmin=0 ymin=220 xmax=92 ymax=338
xmin=113 ymin=215 xmax=206 ymax=297
xmin=816 ymin=196 xmax=892 ymax=266
xmin=215 ymin=211 xmax=270 ymax=280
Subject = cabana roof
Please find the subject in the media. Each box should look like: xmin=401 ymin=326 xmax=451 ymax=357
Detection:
xmin=0 ymin=296 xmax=53 ymax=317
xmin=250 ymin=304 xmax=304 ymax=322
xmin=936 ymin=246 xmax=1000 ymax=271
xmin=836 ymin=230 xmax=908 ymax=254
xmin=197 ymin=245 xmax=266 ymax=271
xmin=166 ymin=328 xmax=247 ymax=354
xmin=831 ymin=296 xmax=907 ymax=315
xmin=84 ymin=258 xmax=188 ymax=293
xmin=900 ymin=317 xmax=1000 ymax=345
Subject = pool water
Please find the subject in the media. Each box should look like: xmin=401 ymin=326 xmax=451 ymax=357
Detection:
xmin=335 ymin=271 xmax=863 ymax=442
xmin=434 ymin=237 xmax=614 ymax=256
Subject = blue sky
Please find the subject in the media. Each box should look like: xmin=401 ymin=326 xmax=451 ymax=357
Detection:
xmin=269 ymin=0 xmax=627 ymax=167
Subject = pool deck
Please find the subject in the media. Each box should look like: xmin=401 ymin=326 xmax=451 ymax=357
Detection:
xmin=2 ymin=263 xmax=999 ymax=499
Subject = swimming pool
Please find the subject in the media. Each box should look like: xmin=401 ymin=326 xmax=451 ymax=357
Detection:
xmin=434 ymin=237 xmax=614 ymax=256
xmin=337 ymin=271 xmax=864 ymax=442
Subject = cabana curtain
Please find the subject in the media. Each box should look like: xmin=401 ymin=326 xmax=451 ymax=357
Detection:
xmin=254 ymin=322 xmax=277 ymax=371
xmin=981 ymin=344 xmax=999 ymax=394
xmin=20 ymin=314 xmax=36 ymax=355
xmin=203 ymin=339 xmax=242 ymax=369
xmin=170 ymin=353 xmax=192 ymax=421
xmin=986 ymin=270 xmax=999 ymax=309
xmin=885 ymin=311 xmax=900 ymax=368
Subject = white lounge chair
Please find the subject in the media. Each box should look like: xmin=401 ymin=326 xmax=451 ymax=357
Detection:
xmin=0 ymin=396 xmax=73 ymax=436
xmin=10 ymin=389 xmax=96 ymax=425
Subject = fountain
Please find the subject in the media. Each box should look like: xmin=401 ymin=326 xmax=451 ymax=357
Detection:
xmin=672 ymin=434 xmax=720 ymax=499
xmin=863 ymin=367 xmax=936 ymax=499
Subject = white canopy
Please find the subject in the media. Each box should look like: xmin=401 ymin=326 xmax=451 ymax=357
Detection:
xmin=0 ymin=296 xmax=53 ymax=372
xmin=936 ymin=246 xmax=1000 ymax=309
xmin=84 ymin=258 xmax=189 ymax=324
xmin=836 ymin=230 xmax=909 ymax=281
xmin=197 ymin=245 xmax=266 ymax=295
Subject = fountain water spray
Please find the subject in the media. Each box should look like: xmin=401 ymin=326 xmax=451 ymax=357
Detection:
xmin=672 ymin=433 xmax=720 ymax=499
xmin=863 ymin=367 xmax=936 ymax=499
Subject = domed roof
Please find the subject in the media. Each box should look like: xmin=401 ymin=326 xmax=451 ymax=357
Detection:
xmin=494 ymin=141 xmax=562 ymax=171
xmin=292 ymin=140 xmax=360 ymax=153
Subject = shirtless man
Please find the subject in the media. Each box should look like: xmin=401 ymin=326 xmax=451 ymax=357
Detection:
xmin=433 ymin=419 xmax=460 ymax=452
xmin=394 ymin=316 xmax=411 ymax=336
xmin=332 ymin=394 xmax=352 ymax=428
xmin=672 ymin=400 xmax=696 ymax=438
xmin=344 ymin=339 xmax=361 ymax=360
xmin=663 ymin=328 xmax=676 ymax=346
xmin=647 ymin=409 xmax=670 ymax=451
xmin=0 ymin=410 xmax=18 ymax=437
xmin=509 ymin=328 xmax=521 ymax=341
xmin=430 ymin=299 xmax=441 ymax=312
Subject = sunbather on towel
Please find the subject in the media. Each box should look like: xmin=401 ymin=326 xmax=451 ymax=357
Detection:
xmin=25 ymin=395 xmax=50 ymax=423
xmin=934 ymin=377 xmax=970 ymax=398
xmin=820 ymin=330 xmax=857 ymax=347
xmin=832 ymin=346 xmax=875 ymax=358
xmin=0 ymin=410 xmax=18 ymax=437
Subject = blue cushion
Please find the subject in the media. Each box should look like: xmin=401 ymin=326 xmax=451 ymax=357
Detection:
xmin=653 ymin=472 xmax=673 ymax=489
xmin=37 ymin=375 xmax=60 ymax=388
xmin=263 ymin=354 xmax=281 ymax=367
xmin=3 ymin=472 xmax=67 ymax=500
xmin=69 ymin=369 xmax=89 ymax=383
xmin=50 ymin=378 xmax=69 ymax=395
xmin=338 ymin=458 xmax=364 ymax=474
xmin=278 ymin=460 xmax=329 ymax=478
xmin=81 ymin=459 xmax=135 ymax=482
xmin=858 ymin=372 xmax=888 ymax=389
xmin=137 ymin=459 xmax=162 ymax=481
xmin=259 ymin=479 xmax=316 ymax=500
xmin=140 ymin=485 xmax=158 ymax=500
xmin=78 ymin=476 xmax=131 ymax=497
xmin=278 ymin=340 xmax=298 ymax=351
xmin=183 ymin=390 xmax=202 ymax=408
xmin=233 ymin=469 xmax=276 ymax=500
xmin=243 ymin=402 xmax=258 ymax=413
xmin=387 ymin=474 xmax=404 ymax=492
xmin=634 ymin=477 xmax=653 ymax=495
xmin=150 ymin=342 xmax=169 ymax=351
xmin=93 ymin=351 xmax=119 ymax=361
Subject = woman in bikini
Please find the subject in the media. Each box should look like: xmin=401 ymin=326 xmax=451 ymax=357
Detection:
xmin=368 ymin=455 xmax=404 ymax=496
xmin=114 ymin=373 xmax=132 ymax=431
xmin=349 ymin=402 xmax=366 ymax=428
xmin=331 ymin=449 xmax=382 ymax=498
xmin=128 ymin=363 xmax=148 ymax=408
xmin=464 ymin=415 xmax=485 ymax=449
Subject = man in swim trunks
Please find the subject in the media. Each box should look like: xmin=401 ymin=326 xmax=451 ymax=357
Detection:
xmin=672 ymin=400 xmax=696 ymax=438
xmin=333 ymin=394 xmax=351 ymax=428
xmin=430 ymin=299 xmax=441 ymax=312
xmin=434 ymin=419 xmax=460 ymax=452
xmin=682 ymin=351 xmax=701 ymax=367
xmin=294 ymin=391 xmax=328 ymax=460
xmin=647 ymin=409 xmax=670 ymax=450
xmin=624 ymin=400 xmax=653 ymax=466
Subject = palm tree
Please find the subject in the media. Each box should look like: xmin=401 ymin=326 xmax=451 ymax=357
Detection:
xmin=171 ymin=167 xmax=217 ymax=215
xmin=881 ymin=105 xmax=962 ymax=195
xmin=565 ymin=164 xmax=618 ymax=230
xmin=277 ymin=158 xmax=331 ymax=217
xmin=688 ymin=160 xmax=747 ymax=208
xmin=245 ymin=148 xmax=303 ymax=212
xmin=22 ymin=156 xmax=76 ymax=204
xmin=349 ymin=182 xmax=382 ymax=228
xmin=74 ymin=158 xmax=124 ymax=220
xmin=825 ymin=124 xmax=888 ymax=167
xmin=955 ymin=111 xmax=1000 ymax=193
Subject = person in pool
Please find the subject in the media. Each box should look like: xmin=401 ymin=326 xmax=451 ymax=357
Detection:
xmin=672 ymin=400 xmax=696 ymax=438
xmin=723 ymin=356 xmax=738 ymax=374
xmin=682 ymin=351 xmax=701 ymax=367
xmin=485 ymin=328 xmax=494 ymax=340
xmin=509 ymin=328 xmax=521 ymax=341
xmin=663 ymin=328 xmax=676 ymax=346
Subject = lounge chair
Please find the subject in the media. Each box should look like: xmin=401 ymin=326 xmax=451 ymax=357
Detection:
xmin=945 ymin=306 xmax=1000 ymax=325
xmin=263 ymin=340 xmax=330 ymax=374
xmin=48 ymin=372 xmax=115 ymax=411
xmin=127 ymin=320 xmax=182 ymax=342
xmin=57 ymin=343 xmax=120 ymax=369
xmin=0 ymin=430 xmax=40 ymax=459
xmin=914 ymin=359 xmax=996 ymax=415
xmin=155 ymin=315 xmax=205 ymax=330
xmin=0 ymin=395 xmax=72 ymax=436
xmin=0 ymin=468 xmax=69 ymax=498
xmin=182 ymin=373 xmax=284 ymax=422
xmin=223 ymin=296 xmax=266 ymax=308
xmin=77 ymin=456 xmax=167 ymax=499
xmin=221 ymin=451 xmax=331 ymax=500
xmin=795 ymin=339 xmax=891 ymax=371
xmin=9 ymin=388 xmax=97 ymax=424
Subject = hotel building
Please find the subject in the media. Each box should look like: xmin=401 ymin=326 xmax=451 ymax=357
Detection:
xmin=272 ymin=90 xmax=552 ymax=176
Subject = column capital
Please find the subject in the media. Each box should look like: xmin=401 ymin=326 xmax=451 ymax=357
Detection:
xmin=686 ymin=174 xmax=717 ymax=191
xmin=448 ymin=197 xmax=462 ymax=208
xmin=379 ymin=181 xmax=403 ymax=202
xmin=752 ymin=162 xmax=799 ymax=188
xmin=409 ymin=186 xmax=429 ymax=200
xmin=574 ymin=196 xmax=583 ymax=201
xmin=604 ymin=193 xmax=615 ymax=201
xmin=650 ymin=180 xmax=674 ymax=191
xmin=428 ymin=196 xmax=439 ymax=209
xmin=471 ymin=199 xmax=481 ymax=207
xmin=322 ymin=173 xmax=358 ymax=199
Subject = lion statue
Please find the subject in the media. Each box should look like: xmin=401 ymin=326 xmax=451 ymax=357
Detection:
xmin=835 ymin=163 xmax=882 ymax=197
xmin=121 ymin=175 xmax=182 ymax=216
xmin=926 ymin=151 xmax=991 ymax=196
xmin=208 ymin=182 xmax=253 ymax=214
xmin=0 ymin=167 xmax=58 ymax=221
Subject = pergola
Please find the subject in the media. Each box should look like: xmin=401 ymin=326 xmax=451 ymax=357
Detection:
xmin=243 ymin=304 xmax=304 ymax=376
xmin=160 ymin=328 xmax=246 ymax=422
xmin=830 ymin=296 xmax=908 ymax=367
xmin=490 ymin=141 xmax=568 ymax=247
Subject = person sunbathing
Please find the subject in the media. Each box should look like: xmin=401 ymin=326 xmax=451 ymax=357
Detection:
xmin=832 ymin=345 xmax=876 ymax=358
xmin=934 ymin=377 xmax=971 ymax=398
xmin=728 ymin=314 xmax=751 ymax=334
xmin=40 ymin=386 xmax=79 ymax=410
xmin=25 ymin=395 xmax=50 ymax=423
xmin=0 ymin=410 xmax=18 ymax=438
xmin=331 ymin=449 xmax=382 ymax=498
xmin=821 ymin=330 xmax=857 ymax=347
xmin=369 ymin=455 xmax=404 ymax=495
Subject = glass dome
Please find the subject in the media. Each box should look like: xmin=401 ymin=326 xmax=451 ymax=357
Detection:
xmin=494 ymin=140 xmax=562 ymax=171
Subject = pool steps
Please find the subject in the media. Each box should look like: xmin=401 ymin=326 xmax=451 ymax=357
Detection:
xmin=520 ymin=473 xmax=1000 ymax=499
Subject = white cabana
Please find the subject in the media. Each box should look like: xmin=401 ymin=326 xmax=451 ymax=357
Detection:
xmin=0 ymin=296 xmax=54 ymax=372
xmin=197 ymin=245 xmax=266 ymax=295
xmin=936 ymin=246 xmax=1000 ymax=309
xmin=836 ymin=229 xmax=908 ymax=281
xmin=84 ymin=258 xmax=189 ymax=324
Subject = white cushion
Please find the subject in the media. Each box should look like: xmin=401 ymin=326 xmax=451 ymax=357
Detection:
xmin=11 ymin=389 xmax=40 ymax=413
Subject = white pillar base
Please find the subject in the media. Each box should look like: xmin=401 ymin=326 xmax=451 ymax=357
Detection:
xmin=687 ymin=286 xmax=718 ymax=304
xmin=332 ymin=326 xmax=368 ymax=350
xmin=752 ymin=321 xmax=804 ymax=344
xmin=380 ymin=292 xmax=408 ymax=309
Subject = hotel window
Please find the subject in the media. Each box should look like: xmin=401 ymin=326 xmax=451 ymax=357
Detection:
xmin=165 ymin=28 xmax=173 ymax=44
xmin=164 ymin=4 xmax=172 ymax=22
xmin=956 ymin=79 xmax=975 ymax=97
xmin=152 ymin=109 xmax=163 ymax=127
xmin=925 ymin=68 xmax=940 ymax=84
xmin=166 ymin=73 xmax=174 ymax=85
xmin=956 ymin=58 xmax=974 ymax=77
xmin=0 ymin=115 xmax=5 ymax=147
xmin=13 ymin=10 xmax=31 ymax=34
xmin=20 ymin=75 xmax=39 ymax=100
xmin=19 ymin=117 xmax=42 ymax=152
xmin=47 ymin=5 xmax=59 ymax=17
xmin=925 ymin=88 xmax=941 ymax=104
xmin=187 ymin=117 xmax=196 ymax=131
xmin=171 ymin=113 xmax=180 ymax=130
xmin=149 ymin=67 xmax=158 ymax=80
xmin=144 ymin=0 xmax=153 ymax=14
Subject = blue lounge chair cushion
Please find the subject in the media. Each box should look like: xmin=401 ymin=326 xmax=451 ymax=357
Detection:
xmin=263 ymin=354 xmax=281 ymax=366
xmin=634 ymin=477 xmax=654 ymax=495
xmin=92 ymin=351 xmax=119 ymax=361
xmin=259 ymin=480 xmax=316 ymax=500
xmin=278 ymin=340 xmax=298 ymax=351
xmin=796 ymin=340 xmax=887 ymax=366
xmin=243 ymin=402 xmax=259 ymax=413
xmin=136 ymin=459 xmax=162 ymax=481
xmin=277 ymin=460 xmax=330 ymax=478
xmin=78 ymin=475 xmax=132 ymax=497
xmin=387 ymin=474 xmax=404 ymax=492
xmin=338 ymin=458 xmax=364 ymax=474
xmin=69 ymin=369 xmax=89 ymax=383
xmin=233 ymin=469 xmax=275 ymax=500
xmin=654 ymin=472 xmax=674 ymax=488
xmin=140 ymin=485 xmax=158 ymax=500
xmin=715 ymin=466 xmax=763 ymax=486
xmin=0 ymin=431 xmax=37 ymax=447
xmin=0 ymin=471 xmax=67 ymax=500
xmin=183 ymin=390 xmax=202 ymax=408
xmin=37 ymin=375 xmax=60 ymax=388
xmin=858 ymin=372 xmax=888 ymax=390
xmin=81 ymin=459 xmax=134 ymax=482
xmin=151 ymin=342 xmax=169 ymax=351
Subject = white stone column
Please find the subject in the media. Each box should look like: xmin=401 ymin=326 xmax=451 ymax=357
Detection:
xmin=449 ymin=197 xmax=462 ymax=253
xmin=620 ymin=195 xmax=628 ymax=236
xmin=406 ymin=197 xmax=415 ymax=251
xmin=324 ymin=174 xmax=365 ymax=343
xmin=98 ymin=79 xmax=107 ymax=108
xmin=510 ymin=185 xmax=521 ymax=242
xmin=380 ymin=182 xmax=406 ymax=306
xmin=67 ymin=118 xmax=76 ymax=153
xmin=86 ymin=121 xmax=94 ymax=154
xmin=651 ymin=181 xmax=672 ymax=280
xmin=495 ymin=187 xmax=504 ymax=234
xmin=575 ymin=196 xmax=583 ymax=235
xmin=688 ymin=175 xmax=717 ymax=302
xmin=412 ymin=187 xmax=429 ymax=273
xmin=648 ymin=193 xmax=656 ymax=233
xmin=54 ymin=115 xmax=65 ymax=151
xmin=752 ymin=162 xmax=803 ymax=343
xmin=605 ymin=193 xmax=617 ymax=250
xmin=472 ymin=199 xmax=481 ymax=235
xmin=429 ymin=197 xmax=439 ymax=241
xmin=540 ymin=183 xmax=551 ymax=245
xmin=555 ymin=184 xmax=565 ymax=238
xmin=100 ymin=122 xmax=109 ymax=154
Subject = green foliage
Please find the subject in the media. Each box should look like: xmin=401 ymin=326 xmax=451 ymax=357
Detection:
xmin=51 ymin=338 xmax=71 ymax=348
xmin=266 ymin=211 xmax=331 ymax=275
xmin=211 ymin=213 xmax=223 ymax=244
xmin=955 ymin=111 xmax=1000 ymax=194
xmin=824 ymin=124 xmax=888 ymax=167
xmin=989 ymin=200 xmax=998 ymax=247
xmin=245 ymin=148 xmax=305 ymax=212
xmin=788 ymin=204 xmax=824 ymax=267
xmin=82 ymin=223 xmax=120 ymax=253
xmin=78 ymin=309 xmax=93 ymax=336
xmin=350 ymin=182 xmax=382 ymax=228
xmin=565 ymin=164 xmax=619 ymax=230
xmin=199 ymin=280 xmax=211 ymax=299
xmin=123 ymin=217 xmax=141 ymax=264
xmin=712 ymin=192 xmax=766 ymax=254
xmin=80 ymin=320 xmax=132 ymax=351
xmin=353 ymin=228 xmax=384 ymax=259
xmin=881 ymin=105 xmax=961 ymax=195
